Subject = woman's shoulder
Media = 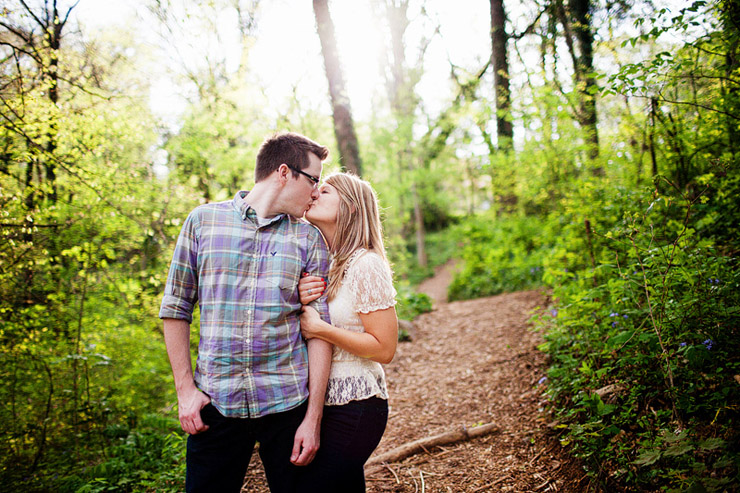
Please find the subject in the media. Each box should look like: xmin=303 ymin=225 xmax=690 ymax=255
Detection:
xmin=346 ymin=250 xmax=393 ymax=283
xmin=347 ymin=249 xmax=387 ymax=271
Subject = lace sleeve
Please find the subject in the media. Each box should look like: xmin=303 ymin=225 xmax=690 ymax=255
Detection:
xmin=347 ymin=252 xmax=397 ymax=313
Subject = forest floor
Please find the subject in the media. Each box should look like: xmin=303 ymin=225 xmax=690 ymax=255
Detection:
xmin=241 ymin=260 xmax=589 ymax=492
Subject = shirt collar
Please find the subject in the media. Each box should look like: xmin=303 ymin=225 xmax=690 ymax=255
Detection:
xmin=233 ymin=190 xmax=286 ymax=227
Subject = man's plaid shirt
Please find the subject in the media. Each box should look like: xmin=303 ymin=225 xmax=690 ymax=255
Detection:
xmin=159 ymin=191 xmax=331 ymax=418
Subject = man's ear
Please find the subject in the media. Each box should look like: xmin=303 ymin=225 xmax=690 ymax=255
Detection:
xmin=277 ymin=164 xmax=290 ymax=185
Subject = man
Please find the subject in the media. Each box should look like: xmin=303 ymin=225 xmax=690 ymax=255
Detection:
xmin=159 ymin=132 xmax=333 ymax=492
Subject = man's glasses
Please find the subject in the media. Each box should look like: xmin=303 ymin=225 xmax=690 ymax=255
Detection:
xmin=286 ymin=164 xmax=320 ymax=188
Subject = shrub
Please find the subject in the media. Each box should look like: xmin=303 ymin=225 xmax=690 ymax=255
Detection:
xmin=55 ymin=414 xmax=186 ymax=493
xmin=447 ymin=214 xmax=551 ymax=300
xmin=537 ymin=176 xmax=740 ymax=490
xmin=395 ymin=284 xmax=433 ymax=322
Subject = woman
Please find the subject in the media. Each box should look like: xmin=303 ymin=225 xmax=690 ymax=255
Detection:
xmin=298 ymin=172 xmax=398 ymax=492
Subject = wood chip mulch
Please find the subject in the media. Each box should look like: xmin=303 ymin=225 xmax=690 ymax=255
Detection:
xmin=242 ymin=287 xmax=593 ymax=492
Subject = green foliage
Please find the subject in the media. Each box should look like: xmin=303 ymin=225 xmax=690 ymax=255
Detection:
xmin=535 ymin=172 xmax=740 ymax=490
xmin=447 ymin=214 xmax=550 ymax=300
xmin=395 ymin=284 xmax=433 ymax=322
xmin=55 ymin=415 xmax=186 ymax=493
xmin=394 ymin=226 xmax=461 ymax=285
xmin=522 ymin=4 xmax=740 ymax=487
xmin=1 ymin=0 xmax=737 ymax=491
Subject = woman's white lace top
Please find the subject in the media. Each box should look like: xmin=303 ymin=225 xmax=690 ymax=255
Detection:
xmin=325 ymin=249 xmax=397 ymax=406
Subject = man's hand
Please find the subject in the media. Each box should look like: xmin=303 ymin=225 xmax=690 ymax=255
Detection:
xmin=177 ymin=386 xmax=212 ymax=435
xmin=290 ymin=415 xmax=320 ymax=466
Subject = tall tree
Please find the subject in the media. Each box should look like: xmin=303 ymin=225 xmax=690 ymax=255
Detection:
xmin=313 ymin=0 xmax=362 ymax=175
xmin=554 ymin=0 xmax=601 ymax=171
xmin=382 ymin=0 xmax=427 ymax=267
xmin=720 ymin=0 xmax=740 ymax=155
xmin=0 ymin=0 xmax=77 ymax=206
xmin=490 ymin=0 xmax=513 ymax=150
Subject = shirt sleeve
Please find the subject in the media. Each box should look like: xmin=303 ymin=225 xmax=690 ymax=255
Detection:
xmin=349 ymin=252 xmax=397 ymax=314
xmin=304 ymin=227 xmax=332 ymax=323
xmin=159 ymin=210 xmax=200 ymax=323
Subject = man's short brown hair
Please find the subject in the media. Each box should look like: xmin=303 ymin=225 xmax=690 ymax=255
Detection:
xmin=255 ymin=132 xmax=329 ymax=182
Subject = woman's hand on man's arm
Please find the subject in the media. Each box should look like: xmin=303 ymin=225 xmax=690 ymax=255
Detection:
xmin=299 ymin=272 xmax=326 ymax=304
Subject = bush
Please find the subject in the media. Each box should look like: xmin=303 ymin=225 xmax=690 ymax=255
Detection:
xmin=447 ymin=214 xmax=551 ymax=300
xmin=56 ymin=414 xmax=186 ymax=493
xmin=395 ymin=284 xmax=433 ymax=321
xmin=536 ymin=175 xmax=740 ymax=491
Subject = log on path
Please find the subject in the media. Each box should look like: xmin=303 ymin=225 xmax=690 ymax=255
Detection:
xmin=365 ymin=422 xmax=499 ymax=474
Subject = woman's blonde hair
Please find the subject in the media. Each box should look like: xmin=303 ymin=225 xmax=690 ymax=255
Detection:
xmin=324 ymin=172 xmax=386 ymax=300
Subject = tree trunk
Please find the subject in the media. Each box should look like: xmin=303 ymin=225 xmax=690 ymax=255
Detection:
xmin=649 ymin=98 xmax=658 ymax=179
xmin=385 ymin=0 xmax=427 ymax=268
xmin=722 ymin=0 xmax=740 ymax=156
xmin=313 ymin=0 xmax=362 ymax=176
xmin=44 ymin=14 xmax=62 ymax=205
xmin=412 ymin=160 xmax=427 ymax=268
xmin=555 ymin=0 xmax=601 ymax=173
xmin=569 ymin=0 xmax=600 ymax=168
xmin=490 ymin=0 xmax=513 ymax=151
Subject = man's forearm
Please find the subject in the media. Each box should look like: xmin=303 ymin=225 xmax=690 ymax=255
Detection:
xmin=305 ymin=338 xmax=332 ymax=421
xmin=163 ymin=318 xmax=211 ymax=434
xmin=163 ymin=318 xmax=196 ymax=393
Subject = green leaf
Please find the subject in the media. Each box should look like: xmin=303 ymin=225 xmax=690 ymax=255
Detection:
xmin=634 ymin=450 xmax=662 ymax=466
xmin=663 ymin=443 xmax=694 ymax=457
xmin=697 ymin=438 xmax=725 ymax=451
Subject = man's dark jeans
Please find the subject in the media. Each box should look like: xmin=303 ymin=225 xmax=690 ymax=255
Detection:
xmin=185 ymin=401 xmax=308 ymax=493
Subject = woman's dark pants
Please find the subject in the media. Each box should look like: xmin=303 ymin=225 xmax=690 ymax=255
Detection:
xmin=300 ymin=396 xmax=388 ymax=492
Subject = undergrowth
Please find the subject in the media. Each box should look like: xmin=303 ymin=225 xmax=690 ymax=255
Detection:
xmin=535 ymin=173 xmax=740 ymax=491
xmin=53 ymin=415 xmax=185 ymax=493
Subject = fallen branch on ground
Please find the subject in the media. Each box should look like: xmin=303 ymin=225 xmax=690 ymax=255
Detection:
xmin=365 ymin=423 xmax=500 ymax=475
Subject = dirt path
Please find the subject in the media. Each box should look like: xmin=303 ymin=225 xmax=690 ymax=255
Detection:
xmin=242 ymin=272 xmax=585 ymax=492
xmin=417 ymin=259 xmax=457 ymax=307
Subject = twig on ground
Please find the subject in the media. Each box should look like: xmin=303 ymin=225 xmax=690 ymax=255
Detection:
xmin=383 ymin=462 xmax=400 ymax=484
xmin=472 ymin=476 xmax=508 ymax=492
xmin=528 ymin=448 xmax=545 ymax=465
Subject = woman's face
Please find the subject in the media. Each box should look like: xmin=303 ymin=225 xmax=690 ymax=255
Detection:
xmin=305 ymin=182 xmax=340 ymax=226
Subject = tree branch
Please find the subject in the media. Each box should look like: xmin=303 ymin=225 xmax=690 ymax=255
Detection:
xmin=511 ymin=7 xmax=546 ymax=40
xmin=365 ymin=423 xmax=500 ymax=474
xmin=18 ymin=0 xmax=46 ymax=31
